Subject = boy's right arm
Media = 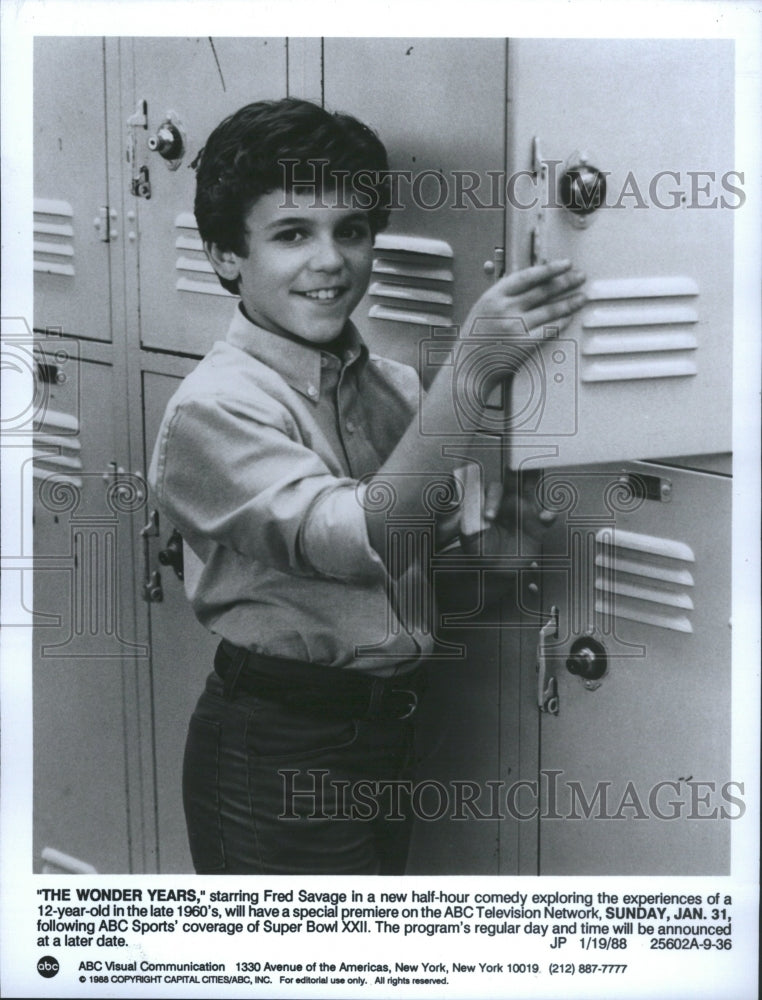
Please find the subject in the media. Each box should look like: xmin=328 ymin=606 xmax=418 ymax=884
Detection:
xmin=364 ymin=259 xmax=586 ymax=571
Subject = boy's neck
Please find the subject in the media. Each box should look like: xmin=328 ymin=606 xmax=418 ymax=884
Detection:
xmin=241 ymin=304 xmax=349 ymax=359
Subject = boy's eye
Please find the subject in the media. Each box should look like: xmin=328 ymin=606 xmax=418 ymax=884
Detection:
xmin=337 ymin=220 xmax=371 ymax=240
xmin=273 ymin=228 xmax=307 ymax=243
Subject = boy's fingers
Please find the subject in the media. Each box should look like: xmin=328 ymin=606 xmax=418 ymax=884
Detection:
xmin=524 ymin=291 xmax=588 ymax=338
xmin=495 ymin=259 xmax=573 ymax=297
xmin=519 ymin=269 xmax=586 ymax=310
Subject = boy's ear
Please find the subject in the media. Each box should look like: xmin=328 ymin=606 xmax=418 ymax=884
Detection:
xmin=205 ymin=241 xmax=242 ymax=281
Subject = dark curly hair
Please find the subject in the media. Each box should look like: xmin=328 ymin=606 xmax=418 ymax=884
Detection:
xmin=194 ymin=98 xmax=391 ymax=294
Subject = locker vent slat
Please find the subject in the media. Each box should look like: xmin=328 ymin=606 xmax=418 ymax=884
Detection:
xmin=41 ymin=846 xmax=97 ymax=875
xmin=369 ymin=233 xmax=454 ymax=328
xmin=594 ymin=527 xmax=695 ymax=633
xmin=175 ymin=213 xmax=234 ymax=298
xmin=34 ymin=198 xmax=75 ymax=277
xmin=580 ymin=276 xmax=699 ymax=383
xmin=33 ymin=405 xmax=83 ymax=488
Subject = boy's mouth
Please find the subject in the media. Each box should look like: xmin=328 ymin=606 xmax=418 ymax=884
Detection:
xmin=296 ymin=287 xmax=345 ymax=302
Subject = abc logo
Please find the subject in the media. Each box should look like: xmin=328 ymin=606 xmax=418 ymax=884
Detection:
xmin=37 ymin=955 xmax=60 ymax=978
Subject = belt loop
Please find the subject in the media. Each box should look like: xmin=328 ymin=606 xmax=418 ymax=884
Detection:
xmin=223 ymin=645 xmax=249 ymax=700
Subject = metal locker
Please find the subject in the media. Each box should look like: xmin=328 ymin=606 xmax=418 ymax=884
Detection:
xmin=534 ymin=461 xmax=732 ymax=874
xmin=141 ymin=367 xmax=219 ymax=872
xmin=503 ymin=39 xmax=734 ymax=468
xmin=34 ymin=37 xmax=114 ymax=343
xmin=32 ymin=352 xmax=144 ymax=873
xmin=123 ymin=38 xmax=288 ymax=357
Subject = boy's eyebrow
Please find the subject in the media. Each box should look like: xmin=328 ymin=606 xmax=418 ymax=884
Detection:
xmin=263 ymin=211 xmax=370 ymax=231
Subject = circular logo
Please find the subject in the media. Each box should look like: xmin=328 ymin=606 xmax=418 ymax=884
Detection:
xmin=37 ymin=955 xmax=60 ymax=978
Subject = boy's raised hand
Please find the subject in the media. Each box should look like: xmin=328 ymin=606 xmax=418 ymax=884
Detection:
xmin=461 ymin=259 xmax=587 ymax=343
xmin=366 ymin=262 xmax=584 ymax=574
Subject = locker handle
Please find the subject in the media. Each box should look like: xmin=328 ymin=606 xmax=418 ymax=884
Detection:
xmin=537 ymin=606 xmax=559 ymax=715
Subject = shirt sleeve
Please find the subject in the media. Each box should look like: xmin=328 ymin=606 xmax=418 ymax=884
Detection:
xmin=148 ymin=390 xmax=387 ymax=584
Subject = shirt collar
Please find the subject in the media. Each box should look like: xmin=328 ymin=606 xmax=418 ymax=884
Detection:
xmin=225 ymin=305 xmax=367 ymax=401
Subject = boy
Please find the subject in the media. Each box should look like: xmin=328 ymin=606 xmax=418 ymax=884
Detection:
xmin=148 ymin=98 xmax=586 ymax=875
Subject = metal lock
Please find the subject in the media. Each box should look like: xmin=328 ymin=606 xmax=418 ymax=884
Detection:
xmin=559 ymin=152 xmax=607 ymax=224
xmin=148 ymin=119 xmax=185 ymax=167
xmin=147 ymin=112 xmax=186 ymax=171
xmin=566 ymin=634 xmax=608 ymax=689
xmin=158 ymin=528 xmax=184 ymax=580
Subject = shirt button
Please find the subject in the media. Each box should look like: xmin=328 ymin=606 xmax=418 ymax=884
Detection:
xmin=345 ymin=419 xmax=356 ymax=433
xmin=307 ymin=385 xmax=318 ymax=398
xmin=320 ymin=356 xmax=328 ymax=367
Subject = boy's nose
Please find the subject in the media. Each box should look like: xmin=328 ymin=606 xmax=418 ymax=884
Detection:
xmin=309 ymin=237 xmax=344 ymax=271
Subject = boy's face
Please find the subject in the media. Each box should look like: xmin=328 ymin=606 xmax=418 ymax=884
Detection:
xmin=210 ymin=188 xmax=374 ymax=344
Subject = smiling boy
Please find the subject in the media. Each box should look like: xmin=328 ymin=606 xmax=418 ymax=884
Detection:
xmin=148 ymin=98 xmax=585 ymax=875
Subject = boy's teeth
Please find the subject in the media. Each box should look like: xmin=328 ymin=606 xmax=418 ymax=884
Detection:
xmin=304 ymin=289 xmax=340 ymax=300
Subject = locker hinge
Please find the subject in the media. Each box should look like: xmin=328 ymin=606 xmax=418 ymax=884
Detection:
xmin=537 ymin=605 xmax=559 ymax=714
xmin=93 ymin=205 xmax=118 ymax=242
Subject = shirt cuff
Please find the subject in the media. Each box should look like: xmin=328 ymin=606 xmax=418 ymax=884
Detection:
xmin=299 ymin=482 xmax=387 ymax=582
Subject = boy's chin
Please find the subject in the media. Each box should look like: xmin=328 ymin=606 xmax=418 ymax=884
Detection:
xmin=291 ymin=315 xmax=351 ymax=344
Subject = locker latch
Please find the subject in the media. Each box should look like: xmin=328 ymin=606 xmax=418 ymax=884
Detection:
xmin=537 ymin=605 xmax=559 ymax=714
xmin=482 ymin=247 xmax=505 ymax=282
xmin=140 ymin=509 xmax=163 ymax=602
xmin=131 ymin=166 xmax=151 ymax=200
xmin=143 ymin=570 xmax=164 ymax=603
xmin=127 ymin=99 xmax=152 ymax=199
xmin=530 ymin=136 xmax=547 ymax=265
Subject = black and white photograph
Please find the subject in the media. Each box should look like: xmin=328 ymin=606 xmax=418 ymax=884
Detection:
xmin=2 ymin=2 xmax=759 ymax=998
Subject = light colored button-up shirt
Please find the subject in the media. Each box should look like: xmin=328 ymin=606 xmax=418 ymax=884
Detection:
xmin=148 ymin=306 xmax=435 ymax=676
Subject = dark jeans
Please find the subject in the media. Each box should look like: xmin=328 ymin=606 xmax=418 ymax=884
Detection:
xmin=183 ymin=670 xmax=417 ymax=875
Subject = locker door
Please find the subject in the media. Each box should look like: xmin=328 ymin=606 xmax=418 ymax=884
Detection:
xmin=124 ymin=38 xmax=287 ymax=357
xmin=33 ymin=352 xmax=144 ymax=872
xmin=34 ymin=37 xmax=113 ymax=342
xmin=141 ymin=368 xmax=219 ymax=873
xmin=504 ymin=39 xmax=734 ymax=468
xmin=406 ymin=567 xmax=539 ymax=875
xmin=535 ymin=462 xmax=731 ymax=874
